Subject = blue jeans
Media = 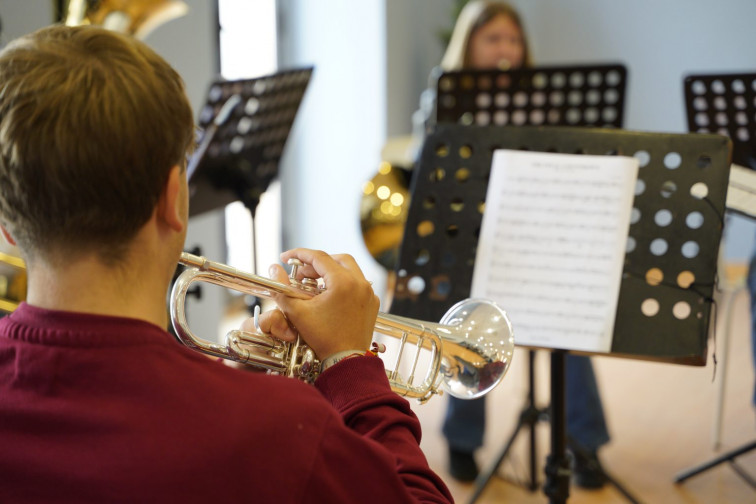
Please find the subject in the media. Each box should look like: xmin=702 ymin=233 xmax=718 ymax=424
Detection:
xmin=443 ymin=354 xmax=610 ymax=453
xmin=746 ymin=250 xmax=756 ymax=406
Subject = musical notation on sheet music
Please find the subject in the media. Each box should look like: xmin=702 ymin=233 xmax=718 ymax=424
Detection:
xmin=726 ymin=163 xmax=756 ymax=219
xmin=471 ymin=150 xmax=639 ymax=352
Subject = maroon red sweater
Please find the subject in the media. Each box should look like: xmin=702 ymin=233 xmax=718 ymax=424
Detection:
xmin=0 ymin=303 xmax=453 ymax=504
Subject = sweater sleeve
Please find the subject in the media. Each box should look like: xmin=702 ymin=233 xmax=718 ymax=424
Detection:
xmin=310 ymin=356 xmax=454 ymax=504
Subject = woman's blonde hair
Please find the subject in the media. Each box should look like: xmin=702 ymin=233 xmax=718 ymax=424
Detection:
xmin=440 ymin=1 xmax=532 ymax=71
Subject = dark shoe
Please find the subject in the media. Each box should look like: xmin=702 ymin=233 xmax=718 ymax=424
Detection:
xmin=448 ymin=447 xmax=479 ymax=482
xmin=572 ymin=450 xmax=606 ymax=490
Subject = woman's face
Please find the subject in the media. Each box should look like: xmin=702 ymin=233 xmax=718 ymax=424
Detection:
xmin=466 ymin=14 xmax=525 ymax=70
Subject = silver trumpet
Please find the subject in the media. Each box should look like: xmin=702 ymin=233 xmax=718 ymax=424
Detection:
xmin=170 ymin=252 xmax=515 ymax=403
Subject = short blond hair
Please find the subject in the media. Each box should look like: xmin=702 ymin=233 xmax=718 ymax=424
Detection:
xmin=0 ymin=25 xmax=194 ymax=264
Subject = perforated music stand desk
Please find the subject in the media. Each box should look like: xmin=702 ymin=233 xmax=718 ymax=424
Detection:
xmin=436 ymin=63 xmax=627 ymax=129
xmin=188 ymin=67 xmax=312 ymax=217
xmin=429 ymin=63 xmax=629 ymax=498
xmin=675 ymin=71 xmax=756 ymax=487
xmin=391 ymin=124 xmax=731 ymax=503
xmin=684 ymin=72 xmax=756 ymax=219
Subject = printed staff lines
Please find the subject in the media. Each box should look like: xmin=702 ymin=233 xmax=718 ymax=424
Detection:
xmin=487 ymin=275 xmax=608 ymax=290
xmin=493 ymin=297 xmax=608 ymax=318
xmin=500 ymin=190 xmax=623 ymax=204
xmin=488 ymin=261 xmax=609 ymax=276
xmin=495 ymin=204 xmax=620 ymax=217
xmin=520 ymin=323 xmax=605 ymax=333
xmin=502 ymin=219 xmax=620 ymax=232
xmin=506 ymin=179 xmax=626 ymax=190
xmin=492 ymin=232 xmax=617 ymax=247
xmin=488 ymin=288 xmax=609 ymax=307
xmin=490 ymin=247 xmax=613 ymax=261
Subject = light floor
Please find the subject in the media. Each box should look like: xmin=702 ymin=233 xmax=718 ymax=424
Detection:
xmin=410 ymin=283 xmax=756 ymax=503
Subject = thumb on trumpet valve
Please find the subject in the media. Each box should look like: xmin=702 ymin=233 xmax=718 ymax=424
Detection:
xmin=241 ymin=305 xmax=298 ymax=343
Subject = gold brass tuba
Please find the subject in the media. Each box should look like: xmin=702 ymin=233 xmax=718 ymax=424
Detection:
xmin=0 ymin=250 xmax=25 ymax=314
xmin=62 ymin=0 xmax=188 ymax=39
xmin=171 ymin=252 xmax=515 ymax=403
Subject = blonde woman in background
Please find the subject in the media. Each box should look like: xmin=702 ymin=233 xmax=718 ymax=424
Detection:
xmin=432 ymin=1 xmax=611 ymax=490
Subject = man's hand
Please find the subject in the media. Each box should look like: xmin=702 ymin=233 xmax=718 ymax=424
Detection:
xmin=266 ymin=248 xmax=380 ymax=360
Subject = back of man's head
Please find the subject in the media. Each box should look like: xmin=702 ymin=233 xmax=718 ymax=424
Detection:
xmin=0 ymin=25 xmax=195 ymax=265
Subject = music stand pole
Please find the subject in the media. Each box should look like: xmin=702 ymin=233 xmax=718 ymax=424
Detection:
xmin=543 ymin=350 xmax=570 ymax=504
xmin=527 ymin=350 xmax=539 ymax=490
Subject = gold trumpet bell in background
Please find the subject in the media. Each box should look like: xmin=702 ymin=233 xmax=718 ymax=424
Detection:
xmin=361 ymin=135 xmax=419 ymax=272
xmin=63 ymin=0 xmax=188 ymax=39
xmin=360 ymin=161 xmax=412 ymax=271
xmin=0 ymin=250 xmax=26 ymax=314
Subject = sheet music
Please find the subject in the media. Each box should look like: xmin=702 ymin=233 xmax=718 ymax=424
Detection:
xmin=726 ymin=163 xmax=756 ymax=219
xmin=471 ymin=150 xmax=639 ymax=353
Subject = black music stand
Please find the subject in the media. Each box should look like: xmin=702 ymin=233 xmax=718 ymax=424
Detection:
xmin=186 ymin=68 xmax=311 ymax=282
xmin=432 ymin=63 xmax=629 ymax=497
xmin=391 ymin=124 xmax=731 ymax=503
xmin=684 ymin=72 xmax=756 ymax=171
xmin=436 ymin=63 xmax=627 ymax=129
xmin=673 ymin=71 xmax=756 ymax=488
xmin=189 ymin=67 xmax=312 ymax=219
xmin=684 ymin=72 xmax=756 ymax=220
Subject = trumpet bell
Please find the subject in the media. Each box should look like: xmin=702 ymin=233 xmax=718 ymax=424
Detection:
xmin=438 ymin=298 xmax=514 ymax=399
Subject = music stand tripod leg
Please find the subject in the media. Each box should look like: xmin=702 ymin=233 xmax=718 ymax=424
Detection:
xmin=674 ymin=440 xmax=756 ymax=486
xmin=467 ymin=350 xmax=543 ymax=504
xmin=467 ymin=417 xmax=525 ymax=504
xmin=566 ymin=436 xmax=643 ymax=503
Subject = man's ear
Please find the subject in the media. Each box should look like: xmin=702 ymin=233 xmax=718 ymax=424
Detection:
xmin=156 ymin=165 xmax=185 ymax=233
xmin=0 ymin=224 xmax=17 ymax=246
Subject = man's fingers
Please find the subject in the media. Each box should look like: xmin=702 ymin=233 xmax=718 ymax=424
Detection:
xmin=239 ymin=307 xmax=298 ymax=342
xmin=268 ymin=263 xmax=290 ymax=284
xmin=280 ymin=249 xmax=368 ymax=286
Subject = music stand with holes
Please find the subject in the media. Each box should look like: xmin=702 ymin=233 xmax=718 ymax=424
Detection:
xmin=431 ymin=63 xmax=630 ymax=498
xmin=685 ymin=72 xmax=756 ymax=170
xmin=188 ymin=67 xmax=312 ymax=219
xmin=436 ymin=63 xmax=627 ymax=129
xmin=391 ymin=124 xmax=731 ymax=504
xmin=674 ymin=71 xmax=756 ymax=489
xmin=186 ymin=67 xmax=311 ymax=279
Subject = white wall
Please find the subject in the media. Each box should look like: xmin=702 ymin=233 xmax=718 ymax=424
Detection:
xmin=385 ymin=0 xmax=454 ymax=137
xmin=277 ymin=0 xmax=389 ymax=301
xmin=0 ymin=1 xmax=51 ymax=43
xmin=275 ymin=0 xmax=462 ymax=305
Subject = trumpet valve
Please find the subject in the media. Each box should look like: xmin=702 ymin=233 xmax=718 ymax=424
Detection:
xmin=225 ymin=329 xmax=287 ymax=373
xmin=300 ymin=278 xmax=321 ymax=293
xmin=287 ymin=258 xmax=303 ymax=280
xmin=286 ymin=258 xmax=322 ymax=293
xmin=371 ymin=342 xmax=387 ymax=354
xmin=297 ymin=347 xmax=318 ymax=381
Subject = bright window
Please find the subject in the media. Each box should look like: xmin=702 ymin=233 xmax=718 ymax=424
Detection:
xmin=218 ymin=0 xmax=279 ymax=275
